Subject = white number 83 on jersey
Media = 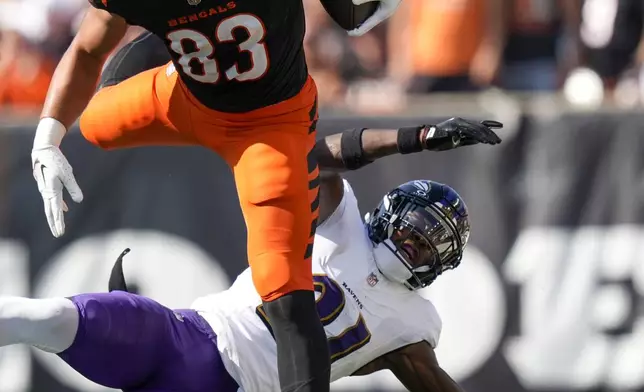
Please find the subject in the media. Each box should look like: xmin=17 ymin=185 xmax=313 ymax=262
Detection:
xmin=167 ymin=14 xmax=269 ymax=84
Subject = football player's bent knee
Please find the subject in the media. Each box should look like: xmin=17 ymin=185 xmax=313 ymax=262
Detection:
xmin=79 ymin=91 xmax=117 ymax=149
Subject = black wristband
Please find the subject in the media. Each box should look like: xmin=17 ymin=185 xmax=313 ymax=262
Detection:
xmin=397 ymin=126 xmax=424 ymax=154
xmin=341 ymin=128 xmax=370 ymax=170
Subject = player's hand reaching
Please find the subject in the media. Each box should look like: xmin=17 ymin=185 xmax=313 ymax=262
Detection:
xmin=348 ymin=0 xmax=402 ymax=37
xmin=422 ymin=117 xmax=503 ymax=152
xmin=32 ymin=119 xmax=83 ymax=238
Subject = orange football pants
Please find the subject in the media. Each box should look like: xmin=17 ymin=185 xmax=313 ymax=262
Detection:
xmin=80 ymin=62 xmax=320 ymax=301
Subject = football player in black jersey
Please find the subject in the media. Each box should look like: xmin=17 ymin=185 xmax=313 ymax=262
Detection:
xmin=30 ymin=1 xmax=400 ymax=391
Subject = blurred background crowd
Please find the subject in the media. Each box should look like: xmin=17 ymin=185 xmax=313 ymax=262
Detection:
xmin=2 ymin=0 xmax=644 ymax=114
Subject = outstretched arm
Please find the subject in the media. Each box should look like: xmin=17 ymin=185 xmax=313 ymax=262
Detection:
xmin=313 ymin=119 xmax=503 ymax=224
xmin=352 ymin=341 xmax=465 ymax=392
xmin=313 ymin=128 xmax=401 ymax=172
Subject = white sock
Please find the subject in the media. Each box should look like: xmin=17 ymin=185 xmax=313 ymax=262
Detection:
xmin=0 ymin=297 xmax=79 ymax=353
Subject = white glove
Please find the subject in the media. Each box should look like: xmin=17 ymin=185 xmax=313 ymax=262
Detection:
xmin=32 ymin=118 xmax=84 ymax=238
xmin=348 ymin=0 xmax=401 ymax=37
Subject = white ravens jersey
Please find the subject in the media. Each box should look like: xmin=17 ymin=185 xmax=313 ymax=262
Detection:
xmin=191 ymin=179 xmax=442 ymax=392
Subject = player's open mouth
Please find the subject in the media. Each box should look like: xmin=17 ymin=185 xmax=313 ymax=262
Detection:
xmin=400 ymin=243 xmax=418 ymax=262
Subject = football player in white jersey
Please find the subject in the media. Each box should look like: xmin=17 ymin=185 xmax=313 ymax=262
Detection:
xmin=0 ymin=117 xmax=502 ymax=392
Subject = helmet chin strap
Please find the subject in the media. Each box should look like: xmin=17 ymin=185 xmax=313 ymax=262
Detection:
xmin=372 ymin=239 xmax=413 ymax=287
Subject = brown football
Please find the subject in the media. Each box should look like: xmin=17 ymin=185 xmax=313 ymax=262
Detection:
xmin=319 ymin=0 xmax=380 ymax=31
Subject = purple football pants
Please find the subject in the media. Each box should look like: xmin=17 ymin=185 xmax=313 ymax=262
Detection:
xmin=58 ymin=291 xmax=239 ymax=392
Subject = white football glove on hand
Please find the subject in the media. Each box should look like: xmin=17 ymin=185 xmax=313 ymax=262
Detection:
xmin=348 ymin=0 xmax=401 ymax=37
xmin=32 ymin=118 xmax=84 ymax=238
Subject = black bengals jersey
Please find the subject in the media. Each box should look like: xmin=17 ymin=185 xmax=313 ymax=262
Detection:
xmin=89 ymin=0 xmax=308 ymax=113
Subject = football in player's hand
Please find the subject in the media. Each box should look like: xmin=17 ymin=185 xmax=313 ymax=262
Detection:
xmin=320 ymin=0 xmax=380 ymax=31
